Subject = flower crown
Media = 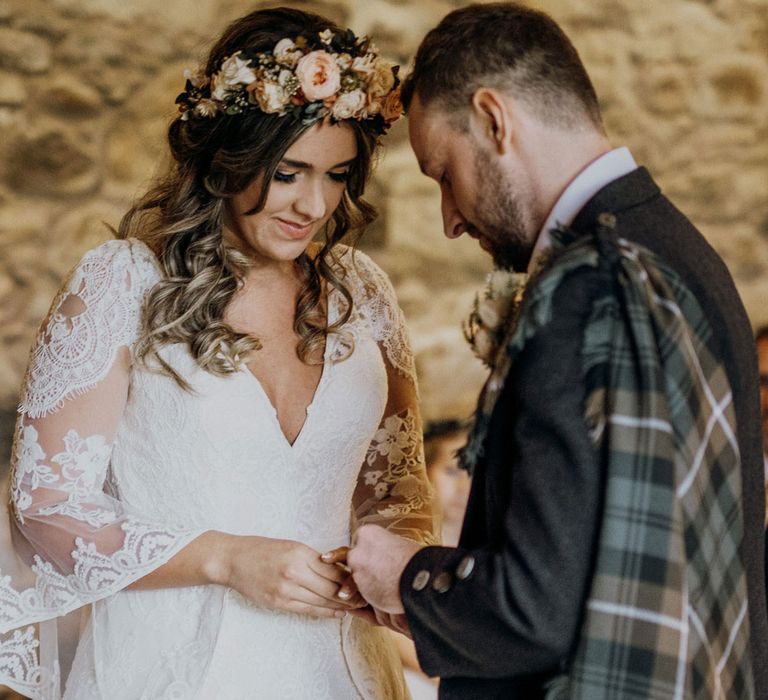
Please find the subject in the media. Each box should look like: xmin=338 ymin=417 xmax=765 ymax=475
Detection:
xmin=176 ymin=28 xmax=403 ymax=134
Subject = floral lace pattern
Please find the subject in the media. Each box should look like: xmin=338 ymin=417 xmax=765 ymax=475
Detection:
xmin=18 ymin=240 xmax=161 ymax=419
xmin=11 ymin=424 xmax=55 ymax=515
xmin=355 ymin=408 xmax=437 ymax=545
xmin=343 ymin=251 xmax=418 ymax=388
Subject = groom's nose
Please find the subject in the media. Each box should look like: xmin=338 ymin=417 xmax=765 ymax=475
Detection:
xmin=441 ymin=191 xmax=466 ymax=239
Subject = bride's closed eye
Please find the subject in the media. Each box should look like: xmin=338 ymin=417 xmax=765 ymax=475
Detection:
xmin=328 ymin=170 xmax=351 ymax=183
xmin=274 ymin=170 xmax=299 ymax=183
xmin=272 ymin=170 xmax=350 ymax=184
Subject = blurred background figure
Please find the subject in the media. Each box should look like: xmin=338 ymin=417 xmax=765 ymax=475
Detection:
xmin=394 ymin=418 xmax=471 ymax=700
xmin=423 ymin=419 xmax=472 ymax=547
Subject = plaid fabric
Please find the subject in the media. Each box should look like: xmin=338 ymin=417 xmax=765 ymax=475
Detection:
xmin=467 ymin=218 xmax=754 ymax=698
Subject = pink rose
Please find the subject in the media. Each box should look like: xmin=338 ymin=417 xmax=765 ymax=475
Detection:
xmin=296 ymin=50 xmax=341 ymax=101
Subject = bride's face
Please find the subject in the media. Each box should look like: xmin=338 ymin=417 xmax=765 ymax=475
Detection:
xmin=225 ymin=121 xmax=358 ymax=265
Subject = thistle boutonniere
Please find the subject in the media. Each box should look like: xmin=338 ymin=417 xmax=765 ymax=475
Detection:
xmin=463 ymin=269 xmax=530 ymax=369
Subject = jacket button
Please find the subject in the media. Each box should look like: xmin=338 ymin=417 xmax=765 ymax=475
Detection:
xmin=456 ymin=555 xmax=476 ymax=580
xmin=432 ymin=572 xmax=453 ymax=593
xmin=412 ymin=570 xmax=431 ymax=591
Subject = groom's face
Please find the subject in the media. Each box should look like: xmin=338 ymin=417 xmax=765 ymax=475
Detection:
xmin=408 ymin=94 xmax=537 ymax=270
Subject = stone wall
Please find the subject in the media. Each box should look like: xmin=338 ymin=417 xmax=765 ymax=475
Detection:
xmin=1 ymin=0 xmax=767 ymax=467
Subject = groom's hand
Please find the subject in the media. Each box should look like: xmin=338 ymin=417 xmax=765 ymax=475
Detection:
xmin=348 ymin=606 xmax=412 ymax=637
xmin=346 ymin=524 xmax=423 ymax=615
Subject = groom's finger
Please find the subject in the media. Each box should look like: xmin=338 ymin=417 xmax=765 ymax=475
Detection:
xmin=320 ymin=546 xmax=350 ymax=564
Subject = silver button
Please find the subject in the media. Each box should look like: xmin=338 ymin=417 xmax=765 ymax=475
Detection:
xmin=432 ymin=572 xmax=453 ymax=594
xmin=456 ymin=555 xmax=476 ymax=580
xmin=412 ymin=570 xmax=430 ymax=591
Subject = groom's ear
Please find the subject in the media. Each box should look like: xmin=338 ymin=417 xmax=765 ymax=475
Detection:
xmin=469 ymin=88 xmax=513 ymax=155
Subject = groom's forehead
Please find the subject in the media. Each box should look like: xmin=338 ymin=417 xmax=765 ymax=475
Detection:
xmin=408 ymin=97 xmax=452 ymax=166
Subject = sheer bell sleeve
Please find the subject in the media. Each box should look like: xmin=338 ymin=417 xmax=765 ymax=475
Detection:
xmin=349 ymin=253 xmax=438 ymax=547
xmin=1 ymin=239 xmax=201 ymax=699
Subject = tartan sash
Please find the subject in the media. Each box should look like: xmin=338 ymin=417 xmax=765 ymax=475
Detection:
xmin=471 ymin=219 xmax=754 ymax=698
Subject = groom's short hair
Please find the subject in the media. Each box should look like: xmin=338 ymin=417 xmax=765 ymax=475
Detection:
xmin=402 ymin=2 xmax=604 ymax=133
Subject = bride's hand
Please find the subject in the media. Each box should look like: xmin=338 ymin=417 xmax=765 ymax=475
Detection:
xmin=321 ymin=546 xmax=366 ymax=609
xmin=218 ymin=536 xmax=360 ymax=619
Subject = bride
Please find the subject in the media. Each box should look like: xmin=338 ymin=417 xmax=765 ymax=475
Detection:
xmin=1 ymin=7 xmax=436 ymax=699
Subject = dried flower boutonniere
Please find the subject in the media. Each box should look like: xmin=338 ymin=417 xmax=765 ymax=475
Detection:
xmin=463 ymin=269 xmax=529 ymax=369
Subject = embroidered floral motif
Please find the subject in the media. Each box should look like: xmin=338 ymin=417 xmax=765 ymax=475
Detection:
xmin=18 ymin=240 xmax=161 ymax=419
xmin=359 ymin=407 xmax=437 ymax=544
xmin=0 ymin=627 xmax=44 ymax=698
xmin=35 ymin=430 xmax=117 ymax=527
xmin=11 ymin=424 xmax=55 ymax=516
xmin=343 ymin=251 xmax=417 ymax=387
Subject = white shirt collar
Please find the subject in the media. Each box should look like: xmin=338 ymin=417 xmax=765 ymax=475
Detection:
xmin=527 ymin=147 xmax=637 ymax=274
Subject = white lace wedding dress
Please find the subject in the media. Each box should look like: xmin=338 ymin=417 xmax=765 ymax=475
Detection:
xmin=1 ymin=238 xmax=437 ymax=699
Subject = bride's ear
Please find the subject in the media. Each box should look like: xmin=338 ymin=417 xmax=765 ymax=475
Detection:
xmin=469 ymin=88 xmax=514 ymax=155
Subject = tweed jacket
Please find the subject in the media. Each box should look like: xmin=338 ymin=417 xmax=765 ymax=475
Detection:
xmin=400 ymin=168 xmax=767 ymax=699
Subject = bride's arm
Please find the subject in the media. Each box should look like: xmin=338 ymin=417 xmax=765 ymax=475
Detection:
xmin=348 ymin=253 xmax=439 ymax=546
xmin=9 ymin=240 xmax=353 ymax=625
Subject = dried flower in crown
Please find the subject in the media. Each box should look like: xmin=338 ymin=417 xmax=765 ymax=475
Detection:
xmin=176 ymin=28 xmax=403 ymax=134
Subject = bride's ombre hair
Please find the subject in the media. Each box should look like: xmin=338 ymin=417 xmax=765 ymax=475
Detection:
xmin=117 ymin=7 xmax=381 ymax=387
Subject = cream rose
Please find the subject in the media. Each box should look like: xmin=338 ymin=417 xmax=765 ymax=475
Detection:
xmin=251 ymin=81 xmax=289 ymax=113
xmin=296 ymin=50 xmax=341 ymax=101
xmin=211 ymin=53 xmax=257 ymax=101
xmin=219 ymin=53 xmax=257 ymax=87
xmin=331 ymin=89 xmax=366 ymax=120
xmin=368 ymin=57 xmax=396 ymax=98
xmin=274 ymin=38 xmax=301 ymax=67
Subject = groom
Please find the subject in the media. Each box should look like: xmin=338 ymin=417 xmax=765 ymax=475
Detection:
xmin=347 ymin=3 xmax=767 ymax=698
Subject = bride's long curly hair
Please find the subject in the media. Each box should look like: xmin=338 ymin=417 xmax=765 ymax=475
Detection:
xmin=117 ymin=7 xmax=380 ymax=386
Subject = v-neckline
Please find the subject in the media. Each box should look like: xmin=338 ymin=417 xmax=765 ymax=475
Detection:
xmin=240 ymin=289 xmax=335 ymax=450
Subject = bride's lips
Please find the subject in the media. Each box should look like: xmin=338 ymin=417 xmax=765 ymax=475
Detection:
xmin=275 ymin=218 xmax=315 ymax=240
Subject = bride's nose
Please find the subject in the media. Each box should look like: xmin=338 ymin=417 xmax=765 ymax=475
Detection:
xmin=293 ymin=179 xmax=326 ymax=221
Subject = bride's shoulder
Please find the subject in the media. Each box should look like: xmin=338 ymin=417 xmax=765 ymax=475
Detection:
xmin=68 ymin=237 xmax=162 ymax=298
xmin=332 ymin=245 xmax=394 ymax=293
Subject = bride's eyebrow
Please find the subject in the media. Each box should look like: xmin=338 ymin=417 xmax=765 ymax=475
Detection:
xmin=280 ymin=157 xmax=356 ymax=170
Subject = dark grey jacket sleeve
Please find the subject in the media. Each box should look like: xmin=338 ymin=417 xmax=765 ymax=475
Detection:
xmin=401 ymin=267 xmax=607 ymax=680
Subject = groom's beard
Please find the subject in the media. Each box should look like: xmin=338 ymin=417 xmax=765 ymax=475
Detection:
xmin=472 ymin=145 xmax=536 ymax=271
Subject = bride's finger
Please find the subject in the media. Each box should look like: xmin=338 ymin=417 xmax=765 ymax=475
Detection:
xmin=320 ymin=546 xmax=349 ymax=565
xmin=308 ymin=557 xmax=349 ymax=583
xmin=293 ymin=583 xmax=358 ymax=610
xmin=335 ymin=574 xmax=365 ymax=608
xmin=294 ymin=567 xmax=359 ymax=606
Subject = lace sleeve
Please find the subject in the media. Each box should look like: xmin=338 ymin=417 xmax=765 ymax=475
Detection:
xmin=350 ymin=252 xmax=438 ymax=546
xmin=346 ymin=251 xmax=418 ymax=387
xmin=1 ymin=240 xmax=201 ymax=698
